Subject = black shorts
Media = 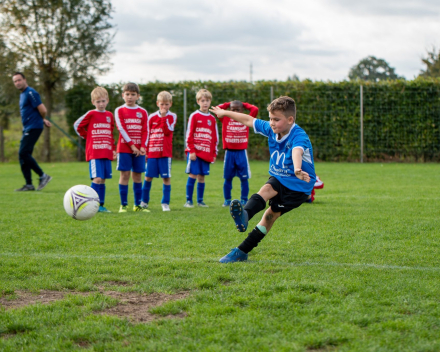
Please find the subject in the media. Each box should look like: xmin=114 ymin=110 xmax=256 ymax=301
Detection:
xmin=266 ymin=177 xmax=309 ymax=215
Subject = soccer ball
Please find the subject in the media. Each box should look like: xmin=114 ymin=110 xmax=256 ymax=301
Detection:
xmin=63 ymin=185 xmax=100 ymax=220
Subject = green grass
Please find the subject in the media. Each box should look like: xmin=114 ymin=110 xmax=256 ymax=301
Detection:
xmin=1 ymin=161 xmax=440 ymax=351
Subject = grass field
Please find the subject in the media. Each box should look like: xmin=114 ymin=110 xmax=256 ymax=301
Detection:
xmin=0 ymin=161 xmax=439 ymax=351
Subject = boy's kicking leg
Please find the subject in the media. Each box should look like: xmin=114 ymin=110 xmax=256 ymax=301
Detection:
xmin=230 ymin=182 xmax=276 ymax=232
xmin=220 ymin=206 xmax=282 ymax=263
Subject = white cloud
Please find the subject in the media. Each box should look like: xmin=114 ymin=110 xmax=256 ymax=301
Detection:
xmin=98 ymin=0 xmax=440 ymax=84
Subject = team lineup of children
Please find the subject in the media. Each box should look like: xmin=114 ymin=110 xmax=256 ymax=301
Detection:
xmin=74 ymin=83 xmax=324 ymax=263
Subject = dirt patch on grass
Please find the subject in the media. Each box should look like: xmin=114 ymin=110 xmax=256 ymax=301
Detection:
xmin=0 ymin=289 xmax=190 ymax=325
xmin=0 ymin=290 xmax=89 ymax=309
xmin=99 ymin=291 xmax=190 ymax=323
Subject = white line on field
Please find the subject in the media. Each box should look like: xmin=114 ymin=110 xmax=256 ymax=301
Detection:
xmin=1 ymin=252 xmax=439 ymax=272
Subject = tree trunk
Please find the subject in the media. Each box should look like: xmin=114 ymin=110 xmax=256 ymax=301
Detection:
xmin=0 ymin=125 xmax=4 ymax=162
xmin=43 ymin=84 xmax=52 ymax=162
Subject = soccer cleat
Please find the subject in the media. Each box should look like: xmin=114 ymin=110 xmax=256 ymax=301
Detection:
xmin=15 ymin=184 xmax=35 ymax=191
xmin=161 ymin=203 xmax=170 ymax=212
xmin=98 ymin=206 xmax=111 ymax=213
xmin=222 ymin=200 xmax=231 ymax=207
xmin=119 ymin=205 xmax=128 ymax=213
xmin=183 ymin=201 xmax=194 ymax=208
xmin=140 ymin=201 xmax=148 ymax=209
xmin=37 ymin=173 xmax=52 ymax=191
xmin=219 ymin=247 xmax=248 ymax=263
xmin=230 ymin=199 xmax=248 ymax=232
xmin=133 ymin=205 xmax=150 ymax=212
xmin=197 ymin=201 xmax=209 ymax=208
xmin=240 ymin=199 xmax=248 ymax=206
xmin=314 ymin=175 xmax=324 ymax=189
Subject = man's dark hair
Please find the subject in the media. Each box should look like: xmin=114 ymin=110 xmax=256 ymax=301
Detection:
xmin=13 ymin=72 xmax=26 ymax=79
xmin=122 ymin=82 xmax=140 ymax=94
xmin=267 ymin=96 xmax=296 ymax=120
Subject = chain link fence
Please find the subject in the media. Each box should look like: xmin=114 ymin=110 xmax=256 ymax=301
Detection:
xmin=3 ymin=80 xmax=439 ymax=163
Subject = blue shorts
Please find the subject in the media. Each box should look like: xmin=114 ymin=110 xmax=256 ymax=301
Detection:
xmin=89 ymin=159 xmax=112 ymax=180
xmin=223 ymin=149 xmax=251 ymax=179
xmin=116 ymin=153 xmax=145 ymax=173
xmin=185 ymin=154 xmax=210 ymax=176
xmin=146 ymin=157 xmax=172 ymax=178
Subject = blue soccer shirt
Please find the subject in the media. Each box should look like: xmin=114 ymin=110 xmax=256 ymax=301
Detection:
xmin=20 ymin=86 xmax=44 ymax=131
xmin=253 ymin=119 xmax=316 ymax=194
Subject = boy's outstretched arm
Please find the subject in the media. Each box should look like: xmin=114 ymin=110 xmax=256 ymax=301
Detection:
xmin=292 ymin=147 xmax=310 ymax=182
xmin=209 ymin=106 xmax=254 ymax=128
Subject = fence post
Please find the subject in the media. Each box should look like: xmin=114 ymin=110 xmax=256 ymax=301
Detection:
xmin=360 ymin=84 xmax=364 ymax=163
xmin=183 ymin=88 xmax=187 ymax=157
xmin=270 ymin=86 xmax=274 ymax=103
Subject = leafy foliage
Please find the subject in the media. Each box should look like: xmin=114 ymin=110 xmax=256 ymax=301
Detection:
xmin=66 ymin=79 xmax=440 ymax=161
xmin=0 ymin=0 xmax=115 ymax=160
xmin=419 ymin=47 xmax=440 ymax=78
xmin=349 ymin=56 xmax=402 ymax=82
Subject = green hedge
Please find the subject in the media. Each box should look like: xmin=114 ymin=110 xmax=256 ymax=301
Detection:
xmin=65 ymin=79 xmax=440 ymax=161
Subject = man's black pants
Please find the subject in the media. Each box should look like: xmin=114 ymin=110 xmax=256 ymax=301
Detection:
xmin=19 ymin=129 xmax=44 ymax=185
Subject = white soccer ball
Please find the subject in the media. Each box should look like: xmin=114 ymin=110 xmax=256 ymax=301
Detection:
xmin=63 ymin=185 xmax=100 ymax=220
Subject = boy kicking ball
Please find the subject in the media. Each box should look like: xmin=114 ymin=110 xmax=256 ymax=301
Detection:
xmin=210 ymin=96 xmax=316 ymax=263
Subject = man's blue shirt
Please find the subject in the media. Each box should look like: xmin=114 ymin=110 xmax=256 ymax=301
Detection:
xmin=20 ymin=87 xmax=43 ymax=131
xmin=253 ymin=119 xmax=316 ymax=194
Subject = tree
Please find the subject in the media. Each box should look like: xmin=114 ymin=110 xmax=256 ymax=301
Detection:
xmin=419 ymin=47 xmax=440 ymax=78
xmin=0 ymin=38 xmax=19 ymax=162
xmin=0 ymin=0 xmax=115 ymax=161
xmin=349 ymin=56 xmax=402 ymax=82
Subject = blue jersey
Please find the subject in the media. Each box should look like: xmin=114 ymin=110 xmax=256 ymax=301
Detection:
xmin=20 ymin=87 xmax=44 ymax=131
xmin=253 ymin=119 xmax=316 ymax=194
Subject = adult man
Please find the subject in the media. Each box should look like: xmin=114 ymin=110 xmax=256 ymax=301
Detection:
xmin=12 ymin=72 xmax=52 ymax=191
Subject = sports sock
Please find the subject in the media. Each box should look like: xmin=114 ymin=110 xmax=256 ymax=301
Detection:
xmin=186 ymin=177 xmax=196 ymax=202
xmin=133 ymin=182 xmax=142 ymax=206
xmin=91 ymin=182 xmax=101 ymax=204
xmin=99 ymin=184 xmax=106 ymax=206
xmin=238 ymin=227 xmax=266 ymax=254
xmin=240 ymin=178 xmax=249 ymax=202
xmin=119 ymin=184 xmax=128 ymax=206
xmin=256 ymin=224 xmax=267 ymax=235
xmin=197 ymin=182 xmax=205 ymax=203
xmin=162 ymin=184 xmax=171 ymax=204
xmin=142 ymin=180 xmax=152 ymax=204
xmin=90 ymin=182 xmax=100 ymax=195
xmin=244 ymin=193 xmax=267 ymax=221
xmin=223 ymin=178 xmax=233 ymax=201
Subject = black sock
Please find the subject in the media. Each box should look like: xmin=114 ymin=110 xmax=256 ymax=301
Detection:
xmin=244 ymin=193 xmax=266 ymax=221
xmin=238 ymin=227 xmax=266 ymax=254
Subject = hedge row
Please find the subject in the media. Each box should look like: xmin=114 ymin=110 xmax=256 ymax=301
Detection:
xmin=65 ymin=79 xmax=440 ymax=161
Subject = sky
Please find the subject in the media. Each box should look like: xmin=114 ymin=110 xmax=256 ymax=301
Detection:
xmin=98 ymin=0 xmax=440 ymax=84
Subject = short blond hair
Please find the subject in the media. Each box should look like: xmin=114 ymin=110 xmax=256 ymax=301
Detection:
xmin=91 ymin=87 xmax=108 ymax=102
xmin=196 ymin=89 xmax=212 ymax=101
xmin=157 ymin=91 xmax=172 ymax=102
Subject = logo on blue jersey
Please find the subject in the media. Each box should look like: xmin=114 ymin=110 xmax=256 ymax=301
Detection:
xmin=271 ymin=151 xmax=286 ymax=168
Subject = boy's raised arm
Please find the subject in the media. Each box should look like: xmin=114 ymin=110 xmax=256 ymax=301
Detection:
xmin=209 ymin=106 xmax=254 ymax=128
xmin=292 ymin=147 xmax=310 ymax=183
